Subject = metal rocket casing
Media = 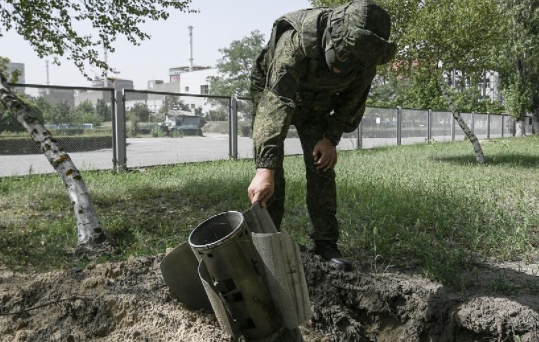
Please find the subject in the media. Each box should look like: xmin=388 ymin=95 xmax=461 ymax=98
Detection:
xmin=160 ymin=203 xmax=312 ymax=341
xmin=190 ymin=211 xmax=282 ymax=340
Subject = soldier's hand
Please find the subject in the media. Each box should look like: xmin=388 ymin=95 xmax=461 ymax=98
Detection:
xmin=313 ymin=137 xmax=338 ymax=172
xmin=248 ymin=168 xmax=275 ymax=207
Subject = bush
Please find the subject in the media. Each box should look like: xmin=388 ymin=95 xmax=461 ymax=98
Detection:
xmin=170 ymin=129 xmax=184 ymax=138
xmin=127 ymin=120 xmax=139 ymax=138
xmin=151 ymin=128 xmax=166 ymax=137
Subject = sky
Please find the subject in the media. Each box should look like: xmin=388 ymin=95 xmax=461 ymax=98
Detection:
xmin=0 ymin=0 xmax=311 ymax=89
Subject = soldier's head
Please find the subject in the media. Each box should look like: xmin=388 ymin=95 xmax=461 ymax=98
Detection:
xmin=323 ymin=0 xmax=397 ymax=74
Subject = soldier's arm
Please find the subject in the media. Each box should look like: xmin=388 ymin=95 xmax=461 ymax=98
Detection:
xmin=327 ymin=65 xmax=377 ymax=138
xmin=252 ymin=30 xmax=306 ymax=169
xmin=250 ymin=46 xmax=269 ymax=115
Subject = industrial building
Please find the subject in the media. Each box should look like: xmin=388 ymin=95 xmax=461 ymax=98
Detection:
xmin=38 ymin=88 xmax=75 ymax=107
xmin=75 ymin=76 xmax=138 ymax=107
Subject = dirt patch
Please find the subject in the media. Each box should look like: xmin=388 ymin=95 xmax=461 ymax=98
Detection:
xmin=1 ymin=253 xmax=538 ymax=342
xmin=305 ymin=254 xmax=539 ymax=342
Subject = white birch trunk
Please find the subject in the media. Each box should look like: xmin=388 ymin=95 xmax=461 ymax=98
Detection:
xmin=438 ymin=73 xmax=485 ymax=164
xmin=0 ymin=73 xmax=106 ymax=246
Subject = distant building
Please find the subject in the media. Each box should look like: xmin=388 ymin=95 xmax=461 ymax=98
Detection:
xmin=178 ymin=67 xmax=217 ymax=112
xmin=164 ymin=66 xmax=217 ymax=112
xmin=478 ymin=71 xmax=501 ymax=102
xmin=75 ymin=76 xmax=141 ymax=107
xmin=92 ymin=77 xmax=134 ymax=91
xmin=142 ymin=79 xmax=181 ymax=113
xmin=444 ymin=69 xmax=502 ymax=102
xmin=144 ymin=66 xmax=218 ymax=114
xmin=75 ymin=90 xmax=107 ymax=107
xmin=169 ymin=65 xmax=212 ymax=83
xmin=38 ymin=88 xmax=75 ymax=107
xmin=147 ymin=79 xmax=181 ymax=93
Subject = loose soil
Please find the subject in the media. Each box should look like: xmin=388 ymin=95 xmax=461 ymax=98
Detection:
xmin=1 ymin=253 xmax=538 ymax=342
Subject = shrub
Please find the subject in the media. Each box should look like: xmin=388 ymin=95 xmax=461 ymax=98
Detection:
xmin=151 ymin=128 xmax=166 ymax=137
xmin=170 ymin=129 xmax=184 ymax=138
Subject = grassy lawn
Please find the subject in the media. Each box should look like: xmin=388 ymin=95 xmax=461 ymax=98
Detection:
xmin=1 ymin=137 xmax=538 ymax=286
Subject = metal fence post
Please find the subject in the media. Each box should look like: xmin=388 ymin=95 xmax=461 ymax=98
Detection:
xmin=397 ymin=106 xmax=402 ymax=145
xmin=115 ymin=90 xmax=127 ymax=171
xmin=513 ymin=118 xmax=516 ymax=137
xmin=471 ymin=112 xmax=475 ymax=134
xmin=229 ymin=96 xmax=238 ymax=160
xmin=357 ymin=121 xmax=363 ymax=149
xmin=427 ymin=109 xmax=432 ymax=142
xmin=111 ymin=90 xmax=117 ymax=171
xmin=487 ymin=113 xmax=491 ymax=139
xmin=501 ymin=115 xmax=505 ymax=138
xmin=451 ymin=113 xmax=456 ymax=141
xmin=228 ymin=98 xmax=232 ymax=158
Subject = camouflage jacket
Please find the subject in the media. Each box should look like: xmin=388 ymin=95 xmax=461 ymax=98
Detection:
xmin=250 ymin=8 xmax=377 ymax=169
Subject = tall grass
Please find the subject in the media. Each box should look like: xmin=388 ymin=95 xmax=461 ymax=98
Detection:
xmin=1 ymin=137 xmax=538 ymax=286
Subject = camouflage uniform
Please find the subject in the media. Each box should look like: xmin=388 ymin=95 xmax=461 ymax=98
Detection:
xmin=250 ymin=0 xmax=394 ymax=243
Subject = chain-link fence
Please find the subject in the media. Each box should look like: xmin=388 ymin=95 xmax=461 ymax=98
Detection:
xmin=1 ymin=84 xmax=115 ymax=177
xmin=431 ymin=111 xmax=453 ymax=142
xmin=503 ymin=116 xmax=516 ymax=137
xmin=401 ymin=108 xmax=428 ymax=145
xmin=362 ymin=107 xmax=397 ymax=148
xmin=237 ymin=97 xmax=255 ymax=159
xmin=490 ymin=115 xmax=503 ymax=138
xmin=474 ymin=113 xmax=489 ymax=139
xmin=525 ymin=116 xmax=533 ymax=134
xmin=2 ymin=83 xmax=534 ymax=177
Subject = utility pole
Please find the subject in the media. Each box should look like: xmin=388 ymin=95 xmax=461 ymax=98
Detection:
xmin=188 ymin=25 xmax=194 ymax=72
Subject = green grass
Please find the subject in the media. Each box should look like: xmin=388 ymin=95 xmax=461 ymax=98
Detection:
xmin=1 ymin=137 xmax=539 ymax=287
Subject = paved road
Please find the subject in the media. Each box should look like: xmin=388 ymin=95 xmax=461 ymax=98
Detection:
xmin=0 ymin=134 xmax=479 ymax=177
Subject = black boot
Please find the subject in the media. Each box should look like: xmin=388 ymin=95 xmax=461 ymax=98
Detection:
xmin=313 ymin=241 xmax=352 ymax=272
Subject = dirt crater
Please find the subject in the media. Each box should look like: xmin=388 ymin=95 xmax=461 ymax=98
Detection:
xmin=0 ymin=254 xmax=538 ymax=342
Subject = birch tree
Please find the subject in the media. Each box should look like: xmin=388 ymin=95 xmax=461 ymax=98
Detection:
xmin=0 ymin=0 xmax=192 ymax=252
xmin=0 ymin=74 xmax=107 ymax=251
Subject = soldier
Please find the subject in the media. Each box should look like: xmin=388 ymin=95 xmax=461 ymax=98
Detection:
xmin=248 ymin=0 xmax=396 ymax=271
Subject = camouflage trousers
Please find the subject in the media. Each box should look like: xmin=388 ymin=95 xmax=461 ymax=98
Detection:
xmin=266 ymin=112 xmax=339 ymax=243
